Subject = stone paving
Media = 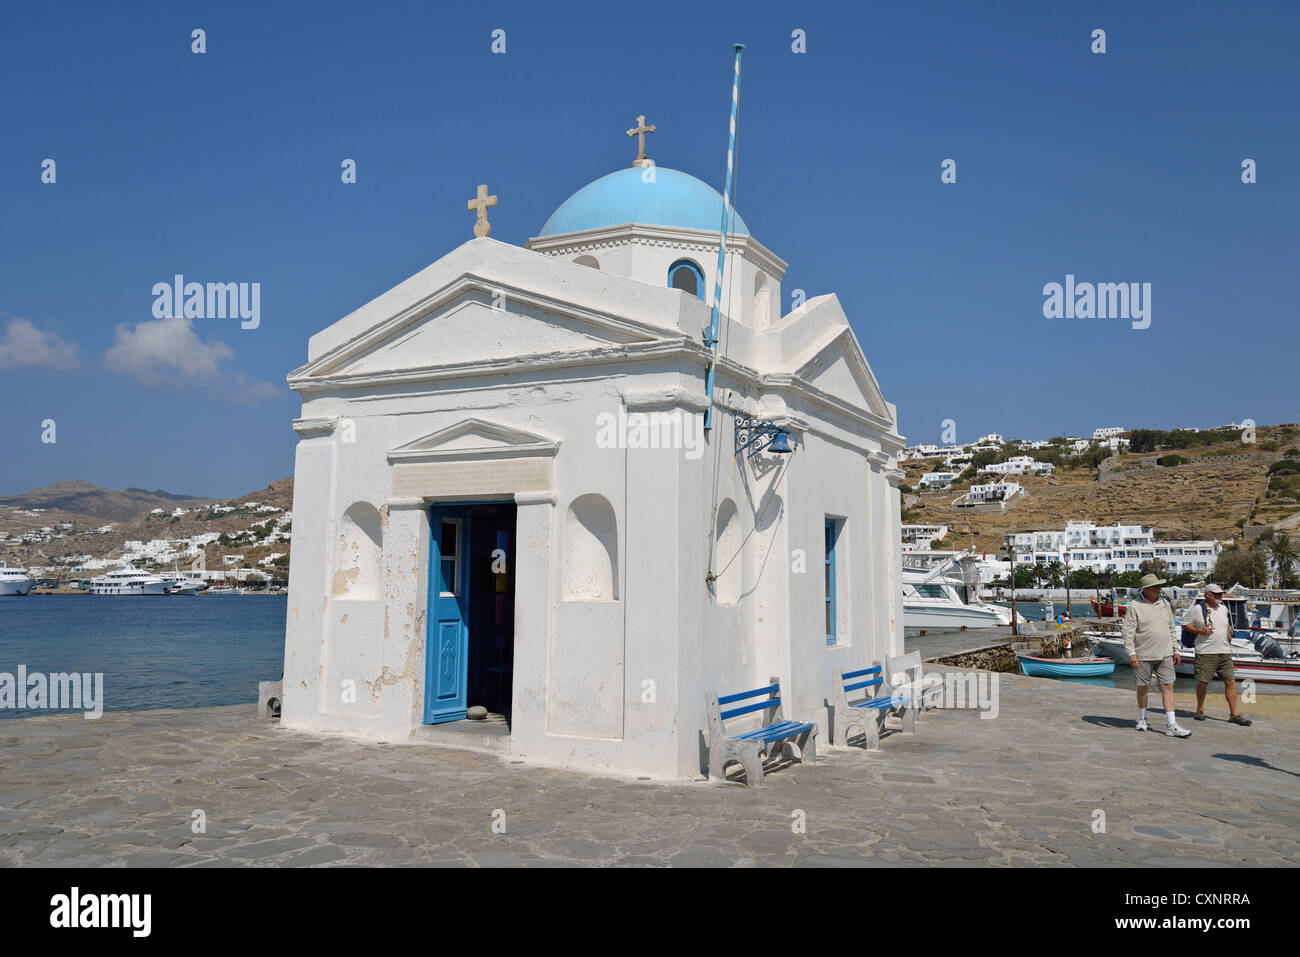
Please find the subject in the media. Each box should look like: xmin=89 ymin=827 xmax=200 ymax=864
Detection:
xmin=2 ymin=669 xmax=1297 ymax=867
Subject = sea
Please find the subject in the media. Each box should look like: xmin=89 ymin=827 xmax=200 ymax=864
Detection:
xmin=0 ymin=595 xmax=286 ymax=718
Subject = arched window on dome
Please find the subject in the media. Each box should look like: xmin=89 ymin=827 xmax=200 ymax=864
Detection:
xmin=573 ymin=255 xmax=599 ymax=269
xmin=668 ymin=259 xmax=705 ymax=301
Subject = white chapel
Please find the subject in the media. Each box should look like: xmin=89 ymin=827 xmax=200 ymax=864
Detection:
xmin=280 ymin=128 xmax=907 ymax=779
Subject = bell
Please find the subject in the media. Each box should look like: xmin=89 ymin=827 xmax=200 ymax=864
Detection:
xmin=768 ymin=430 xmax=793 ymax=454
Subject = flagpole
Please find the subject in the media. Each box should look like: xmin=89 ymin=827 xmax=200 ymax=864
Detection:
xmin=703 ymin=42 xmax=744 ymax=432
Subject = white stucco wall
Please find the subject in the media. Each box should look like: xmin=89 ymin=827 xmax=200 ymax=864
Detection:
xmin=282 ymin=235 xmax=904 ymax=780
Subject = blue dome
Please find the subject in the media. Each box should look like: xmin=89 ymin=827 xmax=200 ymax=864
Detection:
xmin=539 ymin=167 xmax=749 ymax=238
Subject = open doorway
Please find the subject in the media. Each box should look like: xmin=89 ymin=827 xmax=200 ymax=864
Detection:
xmin=425 ymin=502 xmax=516 ymax=728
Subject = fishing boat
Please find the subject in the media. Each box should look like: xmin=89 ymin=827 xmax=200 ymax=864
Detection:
xmin=1089 ymin=597 xmax=1127 ymax=618
xmin=1017 ymin=654 xmax=1115 ymax=678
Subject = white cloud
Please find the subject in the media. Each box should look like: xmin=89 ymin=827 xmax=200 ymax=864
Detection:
xmin=103 ymin=317 xmax=278 ymax=401
xmin=0 ymin=316 xmax=81 ymax=371
xmin=230 ymin=372 xmax=282 ymax=404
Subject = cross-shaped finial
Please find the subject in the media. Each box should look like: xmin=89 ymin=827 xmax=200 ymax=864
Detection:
xmin=626 ymin=115 xmax=656 ymax=167
xmin=467 ymin=183 xmax=498 ymax=237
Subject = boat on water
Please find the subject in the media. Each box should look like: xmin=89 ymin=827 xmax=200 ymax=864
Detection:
xmin=89 ymin=565 xmax=170 ymax=596
xmin=1086 ymin=629 xmax=1300 ymax=686
xmin=903 ymin=553 xmax=1024 ymax=631
xmin=1018 ymin=654 xmax=1115 ymax=678
xmin=206 ymin=587 xmax=245 ymax=596
xmin=1090 ymin=596 xmax=1127 ymax=618
xmin=164 ymin=577 xmax=208 ymax=595
xmin=0 ymin=563 xmax=34 ymax=596
xmin=161 ymin=565 xmax=208 ymax=595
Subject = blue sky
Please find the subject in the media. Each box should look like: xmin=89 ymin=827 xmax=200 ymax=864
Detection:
xmin=1 ymin=0 xmax=1296 ymax=498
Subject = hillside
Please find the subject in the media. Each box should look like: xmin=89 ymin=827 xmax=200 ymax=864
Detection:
xmin=0 ymin=478 xmax=294 ymax=569
xmin=902 ymin=424 xmax=1300 ymax=551
xmin=0 ymin=480 xmax=214 ymax=523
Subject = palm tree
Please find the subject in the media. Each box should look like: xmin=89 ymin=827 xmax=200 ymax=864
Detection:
xmin=1265 ymin=533 xmax=1299 ymax=589
xmin=1046 ymin=560 xmax=1065 ymax=588
xmin=1031 ymin=561 xmax=1049 ymax=589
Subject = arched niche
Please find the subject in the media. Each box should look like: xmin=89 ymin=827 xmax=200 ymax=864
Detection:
xmin=713 ymin=498 xmax=741 ymax=604
xmin=564 ymin=494 xmax=619 ymax=600
xmin=573 ymin=254 xmax=600 ymax=269
xmin=753 ymin=271 xmax=771 ymax=328
xmin=335 ymin=501 xmax=383 ymax=601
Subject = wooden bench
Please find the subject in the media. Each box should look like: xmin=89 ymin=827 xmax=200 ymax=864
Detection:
xmin=829 ymin=664 xmax=911 ymax=749
xmin=706 ymin=676 xmax=817 ymax=785
xmin=887 ymin=652 xmax=936 ymax=715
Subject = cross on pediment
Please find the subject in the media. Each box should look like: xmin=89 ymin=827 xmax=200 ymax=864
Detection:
xmin=467 ymin=183 xmax=498 ymax=237
xmin=626 ymin=114 xmax=656 ymax=167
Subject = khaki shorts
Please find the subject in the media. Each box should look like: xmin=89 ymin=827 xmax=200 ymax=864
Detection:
xmin=1135 ymin=656 xmax=1176 ymax=687
xmin=1194 ymin=653 xmax=1235 ymax=682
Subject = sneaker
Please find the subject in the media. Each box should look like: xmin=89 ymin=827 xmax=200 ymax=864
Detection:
xmin=1228 ymin=714 xmax=1252 ymax=726
xmin=1164 ymin=724 xmax=1192 ymax=738
xmin=1136 ymin=719 xmax=1149 ymax=732
xmin=1193 ymin=711 xmax=1206 ymax=721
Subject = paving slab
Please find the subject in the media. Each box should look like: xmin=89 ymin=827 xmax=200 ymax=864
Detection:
xmin=1 ymin=668 xmax=1297 ymax=867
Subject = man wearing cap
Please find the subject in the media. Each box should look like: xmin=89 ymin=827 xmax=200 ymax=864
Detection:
xmin=1184 ymin=583 xmax=1251 ymax=725
xmin=1122 ymin=573 xmax=1192 ymax=737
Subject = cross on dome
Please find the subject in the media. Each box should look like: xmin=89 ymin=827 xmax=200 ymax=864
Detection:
xmin=626 ymin=115 xmax=656 ymax=167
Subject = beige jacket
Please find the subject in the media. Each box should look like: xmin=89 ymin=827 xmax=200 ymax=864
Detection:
xmin=1122 ymin=595 xmax=1179 ymax=660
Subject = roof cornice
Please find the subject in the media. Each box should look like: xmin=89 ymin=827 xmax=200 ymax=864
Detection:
xmin=525 ymin=222 xmax=787 ymax=279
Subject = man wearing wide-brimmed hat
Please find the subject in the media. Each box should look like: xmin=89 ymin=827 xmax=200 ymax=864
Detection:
xmin=1122 ymin=573 xmax=1192 ymax=737
xmin=1184 ymin=583 xmax=1251 ymax=726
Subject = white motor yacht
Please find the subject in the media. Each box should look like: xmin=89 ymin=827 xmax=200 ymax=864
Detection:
xmin=0 ymin=563 xmax=33 ymax=596
xmin=161 ymin=565 xmax=208 ymax=595
xmin=89 ymin=565 xmax=170 ymax=596
xmin=903 ymin=554 xmax=1023 ymax=630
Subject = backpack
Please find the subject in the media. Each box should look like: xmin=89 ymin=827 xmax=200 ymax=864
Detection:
xmin=1180 ymin=599 xmax=1208 ymax=648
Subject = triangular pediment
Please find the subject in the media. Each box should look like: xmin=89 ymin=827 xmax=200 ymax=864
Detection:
xmin=310 ymin=280 xmax=667 ymax=380
xmin=389 ymin=418 xmax=560 ymax=463
xmin=794 ymin=332 xmax=890 ymax=419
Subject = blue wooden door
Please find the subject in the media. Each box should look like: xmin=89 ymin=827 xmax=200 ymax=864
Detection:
xmin=426 ymin=507 xmax=471 ymax=723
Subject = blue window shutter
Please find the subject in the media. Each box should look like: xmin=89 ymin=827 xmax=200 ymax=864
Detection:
xmin=825 ymin=519 xmax=837 ymax=646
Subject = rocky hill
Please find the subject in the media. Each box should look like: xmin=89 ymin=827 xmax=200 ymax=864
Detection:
xmin=0 ymin=478 xmax=294 ymax=569
xmin=903 ymin=424 xmax=1299 ymax=551
xmin=0 ymin=480 xmax=214 ymax=523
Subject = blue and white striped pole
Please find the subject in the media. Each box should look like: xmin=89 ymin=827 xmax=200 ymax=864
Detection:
xmin=703 ymin=42 xmax=744 ymax=433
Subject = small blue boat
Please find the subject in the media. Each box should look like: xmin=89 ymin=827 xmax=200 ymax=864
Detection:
xmin=1017 ymin=654 xmax=1115 ymax=678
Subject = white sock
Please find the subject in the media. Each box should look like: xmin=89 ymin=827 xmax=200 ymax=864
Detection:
xmin=1138 ymin=709 xmax=1146 ymax=723
xmin=1166 ymin=710 xmax=1176 ymax=726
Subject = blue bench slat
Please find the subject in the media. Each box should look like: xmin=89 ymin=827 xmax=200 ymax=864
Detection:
xmin=717 ymin=684 xmax=779 ymax=706
xmin=760 ymin=722 xmax=814 ymax=741
xmin=858 ymin=695 xmax=907 ymax=710
xmin=844 ymin=677 xmax=883 ymax=693
xmin=720 ymin=698 xmax=780 ymax=721
xmin=733 ymin=720 xmax=801 ymax=739
xmin=842 ymin=666 xmax=882 ymax=680
xmin=733 ymin=721 xmax=813 ymax=742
